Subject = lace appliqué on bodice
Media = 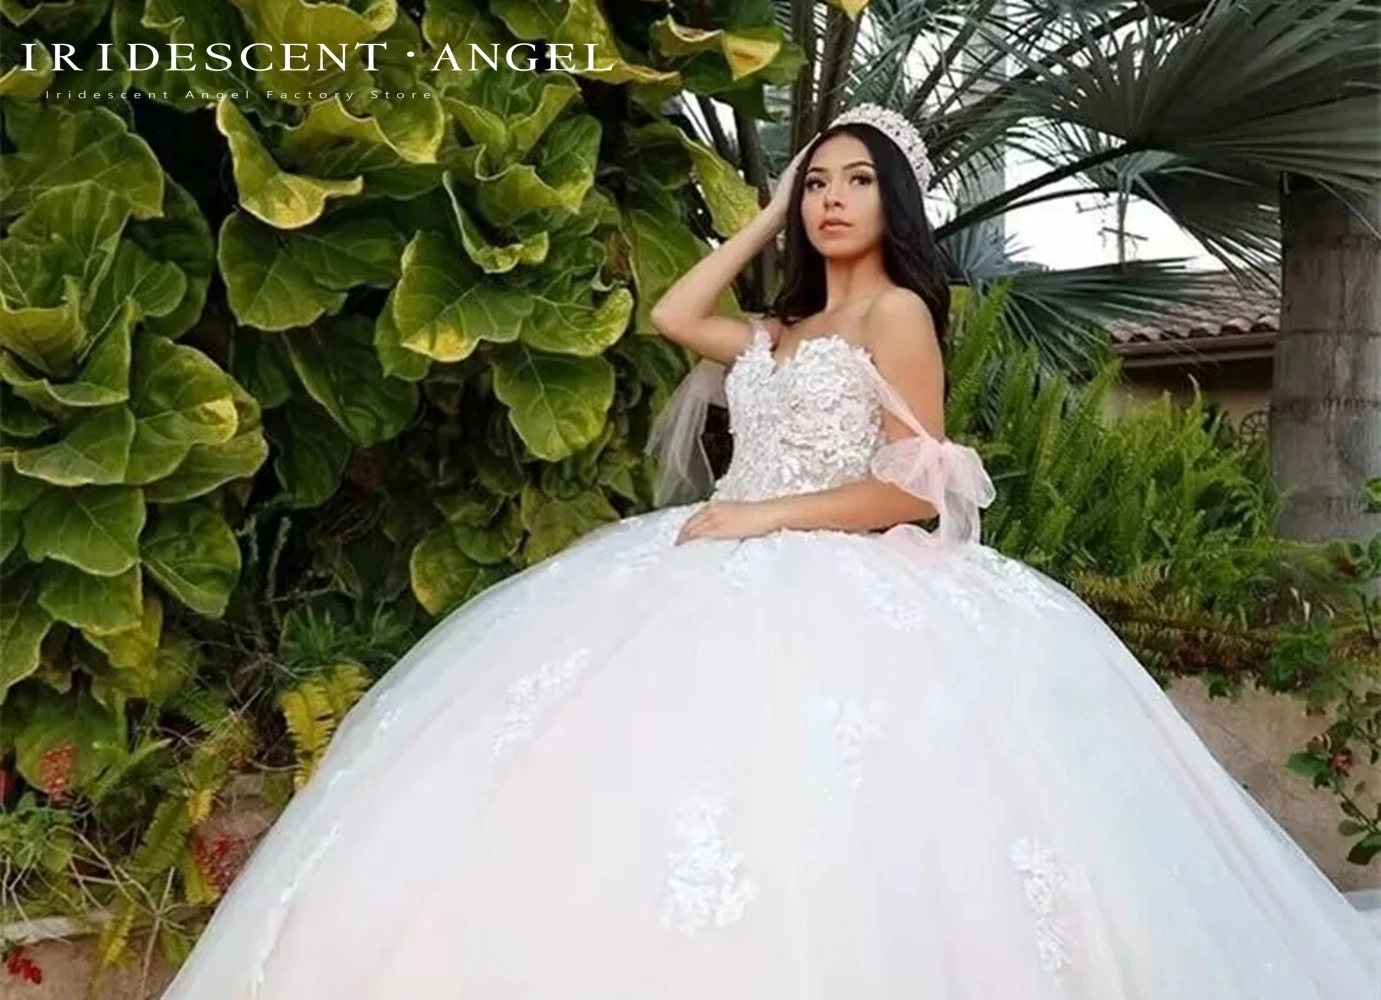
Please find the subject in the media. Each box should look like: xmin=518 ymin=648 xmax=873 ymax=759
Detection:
xmin=710 ymin=327 xmax=885 ymax=503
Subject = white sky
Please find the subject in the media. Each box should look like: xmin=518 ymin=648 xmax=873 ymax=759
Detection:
xmin=1003 ymin=151 xmax=1219 ymax=270
xmin=870 ymin=3 xmax=1222 ymax=273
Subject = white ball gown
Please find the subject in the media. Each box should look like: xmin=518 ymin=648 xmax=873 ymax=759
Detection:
xmin=163 ymin=324 xmax=1380 ymax=999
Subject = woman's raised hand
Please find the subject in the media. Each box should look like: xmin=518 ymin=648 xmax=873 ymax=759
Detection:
xmin=764 ymin=143 xmax=813 ymax=230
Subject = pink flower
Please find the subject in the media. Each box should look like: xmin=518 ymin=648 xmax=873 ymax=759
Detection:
xmin=1328 ymin=750 xmax=1355 ymax=776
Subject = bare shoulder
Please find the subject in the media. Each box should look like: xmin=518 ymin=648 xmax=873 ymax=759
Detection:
xmin=862 ymin=288 xmax=938 ymax=357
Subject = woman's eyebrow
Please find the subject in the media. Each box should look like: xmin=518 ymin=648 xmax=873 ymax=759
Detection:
xmin=806 ymin=160 xmax=875 ymax=172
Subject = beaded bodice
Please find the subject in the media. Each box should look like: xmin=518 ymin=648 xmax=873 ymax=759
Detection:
xmin=710 ymin=327 xmax=886 ymax=502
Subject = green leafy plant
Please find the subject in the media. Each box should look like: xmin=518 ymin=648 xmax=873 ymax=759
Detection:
xmin=1284 ymin=479 xmax=1381 ymax=865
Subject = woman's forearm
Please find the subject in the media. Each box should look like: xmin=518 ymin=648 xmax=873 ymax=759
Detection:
xmin=649 ymin=208 xmax=783 ymax=339
xmin=761 ymin=479 xmax=938 ymax=534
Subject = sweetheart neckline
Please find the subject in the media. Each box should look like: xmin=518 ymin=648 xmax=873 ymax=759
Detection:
xmin=738 ymin=327 xmax=874 ymax=373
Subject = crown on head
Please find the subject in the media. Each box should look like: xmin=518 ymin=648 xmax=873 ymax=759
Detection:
xmin=827 ymin=103 xmax=934 ymax=192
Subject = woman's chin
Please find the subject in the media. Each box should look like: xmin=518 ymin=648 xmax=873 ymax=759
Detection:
xmin=813 ymin=240 xmax=870 ymax=260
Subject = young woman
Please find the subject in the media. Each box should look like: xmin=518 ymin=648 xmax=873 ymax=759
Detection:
xmin=164 ymin=105 xmax=1379 ymax=999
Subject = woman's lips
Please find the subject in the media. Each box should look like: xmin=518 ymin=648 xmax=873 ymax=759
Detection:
xmin=819 ymin=219 xmax=851 ymax=232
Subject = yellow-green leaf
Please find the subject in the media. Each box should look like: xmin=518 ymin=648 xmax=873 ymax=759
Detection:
xmin=216 ymin=98 xmax=363 ymax=230
xmin=491 ymin=344 xmax=615 ymax=461
xmin=38 ymin=562 xmax=143 ymax=635
xmin=22 ymin=484 xmax=146 ymax=576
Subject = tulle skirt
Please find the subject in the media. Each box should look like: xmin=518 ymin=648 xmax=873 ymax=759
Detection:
xmin=163 ymin=504 xmax=1380 ymax=999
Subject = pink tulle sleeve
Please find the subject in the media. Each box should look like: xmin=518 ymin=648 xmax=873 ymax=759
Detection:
xmin=854 ymin=355 xmax=996 ymax=546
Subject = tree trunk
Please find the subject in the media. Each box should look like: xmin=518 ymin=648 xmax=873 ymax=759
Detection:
xmin=1272 ymin=179 xmax=1381 ymax=556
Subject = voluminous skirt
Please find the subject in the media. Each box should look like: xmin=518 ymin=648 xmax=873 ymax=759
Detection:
xmin=163 ymin=505 xmax=1380 ymax=999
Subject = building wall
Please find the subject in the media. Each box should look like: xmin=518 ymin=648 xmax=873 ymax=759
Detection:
xmin=1104 ymin=356 xmax=1271 ymax=427
xmin=1169 ymin=678 xmax=1380 ymax=891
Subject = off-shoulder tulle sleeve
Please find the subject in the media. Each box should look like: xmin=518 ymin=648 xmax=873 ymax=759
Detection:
xmin=643 ymin=356 xmax=728 ymax=508
xmin=854 ymin=354 xmax=996 ymax=546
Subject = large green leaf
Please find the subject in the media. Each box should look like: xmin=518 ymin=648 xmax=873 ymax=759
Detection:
xmin=13 ymin=688 xmax=122 ymax=795
xmin=0 ymin=386 xmax=51 ymax=439
xmin=475 ymin=113 xmax=601 ymax=226
xmin=1 ymin=181 xmax=129 ymax=310
xmin=434 ymin=490 xmax=525 ymax=564
xmin=140 ymin=502 xmax=241 ymax=617
xmin=677 ymin=52 xmax=771 ymax=118
xmin=650 ymin=17 xmax=783 ymax=80
xmin=89 ymin=589 xmax=162 ymax=671
xmin=442 ymin=63 xmax=580 ymax=165
xmin=269 ymin=397 xmax=354 ymax=508
xmin=520 ymin=269 xmax=632 ymax=357
xmin=0 ymin=304 xmax=135 ymax=409
xmin=491 ymin=345 xmax=615 ymax=461
xmin=0 ymin=465 xmax=45 ymax=513
xmin=0 ymin=105 xmax=163 ymax=220
xmin=0 ymin=35 xmax=52 ymax=97
xmin=517 ymin=482 xmax=618 ymax=564
xmin=125 ymin=335 xmax=239 ymax=484
xmin=423 ymin=0 xmax=502 ymax=52
xmin=445 ymin=172 xmax=549 ymax=274
xmin=229 ymin=0 xmax=393 ymax=99
xmin=0 ymin=568 xmax=53 ymax=696
xmin=144 ymin=384 xmax=268 ymax=503
xmin=393 ymin=230 xmax=534 ymax=362
xmin=0 ymin=386 xmax=52 ymax=439
xmin=287 ymin=209 xmax=405 ymax=291
xmin=123 ymin=179 xmax=215 ymax=339
xmin=492 ymin=0 xmax=678 ymax=86
xmin=85 ymin=243 xmax=185 ymax=343
xmin=277 ymin=97 xmax=445 ymax=196
xmin=228 ymin=0 xmax=397 ymax=46
xmin=408 ymin=527 xmax=508 ymax=615
xmin=374 ymin=285 xmax=432 ymax=381
xmin=628 ymin=123 xmax=759 ymax=238
xmin=219 ymin=211 xmax=347 ymax=331
xmin=14 ymin=405 xmax=136 ymax=486
xmin=22 ymin=484 xmax=145 ymax=576
xmin=135 ymin=0 xmax=269 ymax=113
xmin=283 ymin=317 xmax=418 ymax=446
xmin=216 ymin=98 xmax=363 ymax=230
xmin=230 ymin=330 xmax=296 ymax=408
xmin=625 ymin=204 xmax=739 ymax=334
xmin=0 ymin=509 xmax=20 ymax=563
xmin=38 ymin=561 xmax=142 ymax=634
xmin=0 ymin=276 xmax=87 ymax=374
xmin=363 ymin=15 xmax=447 ymax=165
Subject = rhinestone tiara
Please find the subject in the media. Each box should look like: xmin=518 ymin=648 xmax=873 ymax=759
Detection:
xmin=827 ymin=103 xmax=934 ymax=192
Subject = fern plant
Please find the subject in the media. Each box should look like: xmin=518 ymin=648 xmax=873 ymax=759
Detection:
xmin=279 ymin=664 xmax=371 ymax=790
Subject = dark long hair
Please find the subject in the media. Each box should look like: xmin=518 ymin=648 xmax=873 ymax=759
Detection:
xmin=770 ymin=122 xmax=951 ymax=351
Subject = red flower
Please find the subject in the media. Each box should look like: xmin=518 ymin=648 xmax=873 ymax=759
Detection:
xmin=0 ymin=767 xmax=11 ymax=803
xmin=1328 ymin=750 xmax=1355 ymax=776
xmin=38 ymin=743 xmax=77 ymax=803
xmin=191 ymin=831 xmax=247 ymax=894
xmin=4 ymin=945 xmax=43 ymax=985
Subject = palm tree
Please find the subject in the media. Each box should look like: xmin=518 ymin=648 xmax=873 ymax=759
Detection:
xmin=672 ymin=0 xmax=1380 ymax=544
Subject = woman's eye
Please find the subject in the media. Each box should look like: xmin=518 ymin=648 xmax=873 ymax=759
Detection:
xmin=851 ymin=173 xmax=875 ymax=186
xmin=804 ymin=177 xmax=824 ymax=190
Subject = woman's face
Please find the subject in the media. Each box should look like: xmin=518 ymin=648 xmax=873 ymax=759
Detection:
xmin=799 ymin=132 xmax=884 ymax=259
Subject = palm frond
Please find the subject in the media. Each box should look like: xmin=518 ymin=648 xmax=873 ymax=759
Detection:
xmin=953 ymin=251 xmax=1229 ymax=370
xmin=988 ymin=0 xmax=1381 ymax=188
